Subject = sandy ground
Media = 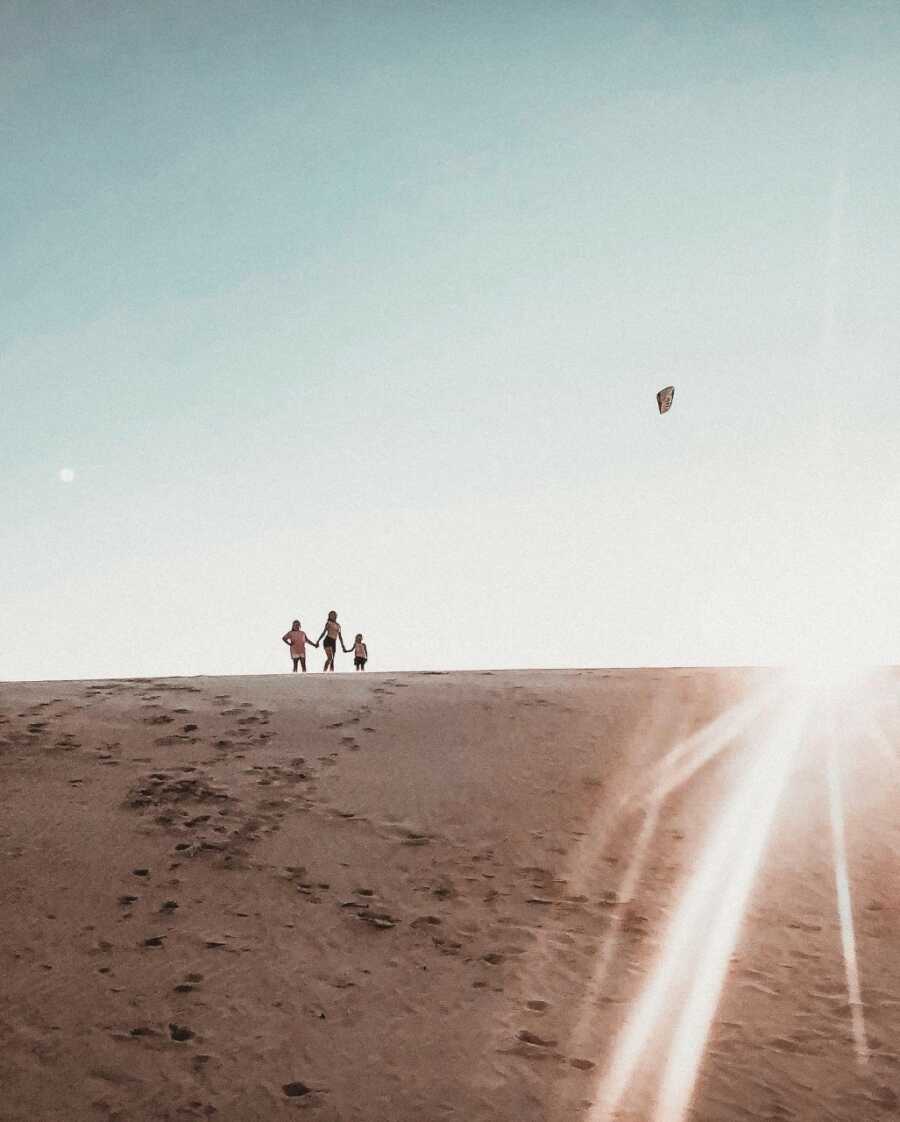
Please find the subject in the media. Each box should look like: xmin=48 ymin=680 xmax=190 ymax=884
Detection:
xmin=1 ymin=668 xmax=899 ymax=1122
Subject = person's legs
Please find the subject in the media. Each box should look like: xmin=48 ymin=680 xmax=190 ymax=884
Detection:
xmin=299 ymin=656 xmax=307 ymax=673
xmin=292 ymin=657 xmax=299 ymax=672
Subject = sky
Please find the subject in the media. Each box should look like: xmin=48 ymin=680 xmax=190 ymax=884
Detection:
xmin=3 ymin=1 xmax=900 ymax=680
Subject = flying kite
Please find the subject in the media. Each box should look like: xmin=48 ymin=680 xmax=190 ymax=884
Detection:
xmin=656 ymin=385 xmax=675 ymax=415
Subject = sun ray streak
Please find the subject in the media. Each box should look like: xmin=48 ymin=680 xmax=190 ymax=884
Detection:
xmin=653 ymin=698 xmax=810 ymax=1121
xmin=862 ymin=715 xmax=900 ymax=774
xmin=655 ymin=685 xmax=787 ymax=801
xmin=634 ymin=685 xmax=780 ymax=809
xmin=568 ymin=685 xmax=685 ymax=886
xmin=561 ymin=691 xmax=773 ymax=1118
xmin=826 ymin=731 xmax=869 ymax=1066
xmin=590 ymin=695 xmax=808 ymax=1122
xmin=561 ymin=799 xmax=662 ymax=1103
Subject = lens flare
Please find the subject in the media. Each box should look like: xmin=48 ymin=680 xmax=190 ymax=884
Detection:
xmin=591 ymin=695 xmax=809 ymax=1122
xmin=564 ymin=667 xmax=894 ymax=1122
xmin=825 ymin=728 xmax=869 ymax=1066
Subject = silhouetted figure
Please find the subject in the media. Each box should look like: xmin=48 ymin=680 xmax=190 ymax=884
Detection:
xmin=353 ymin=634 xmax=368 ymax=671
xmin=316 ymin=611 xmax=347 ymax=672
xmin=282 ymin=619 xmax=314 ymax=672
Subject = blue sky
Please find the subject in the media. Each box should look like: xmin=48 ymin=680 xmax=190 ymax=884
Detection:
xmin=3 ymin=2 xmax=900 ymax=679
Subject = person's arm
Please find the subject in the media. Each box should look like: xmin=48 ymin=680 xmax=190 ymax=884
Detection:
xmin=362 ymin=644 xmax=368 ymax=659
xmin=339 ymin=628 xmax=349 ymax=653
xmin=315 ymin=626 xmax=327 ymax=644
xmin=282 ymin=633 xmax=292 ymax=645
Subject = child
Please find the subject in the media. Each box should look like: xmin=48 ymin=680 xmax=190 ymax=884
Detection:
xmin=353 ymin=634 xmax=368 ymax=671
xmin=316 ymin=611 xmax=347 ymax=672
xmin=282 ymin=619 xmax=313 ymax=672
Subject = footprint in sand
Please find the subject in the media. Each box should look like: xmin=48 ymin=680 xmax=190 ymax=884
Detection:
xmin=517 ymin=1030 xmax=558 ymax=1048
xmin=410 ymin=915 xmax=442 ymax=929
xmin=430 ymin=879 xmax=456 ymax=900
xmin=282 ymin=1082 xmax=313 ymax=1098
xmin=357 ymin=911 xmax=397 ymax=929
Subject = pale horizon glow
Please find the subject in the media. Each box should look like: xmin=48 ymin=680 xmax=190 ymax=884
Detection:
xmin=3 ymin=3 xmax=900 ymax=680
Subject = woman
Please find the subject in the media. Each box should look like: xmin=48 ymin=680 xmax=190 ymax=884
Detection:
xmin=316 ymin=610 xmax=348 ymax=672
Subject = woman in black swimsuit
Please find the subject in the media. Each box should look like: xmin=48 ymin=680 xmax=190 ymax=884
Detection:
xmin=316 ymin=610 xmax=348 ymax=672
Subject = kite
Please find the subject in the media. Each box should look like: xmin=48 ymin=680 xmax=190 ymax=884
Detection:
xmin=657 ymin=386 xmax=675 ymax=415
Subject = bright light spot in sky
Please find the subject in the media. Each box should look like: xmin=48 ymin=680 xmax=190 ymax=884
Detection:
xmin=58 ymin=467 xmax=75 ymax=484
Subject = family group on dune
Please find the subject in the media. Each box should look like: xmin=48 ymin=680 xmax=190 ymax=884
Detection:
xmin=281 ymin=611 xmax=368 ymax=673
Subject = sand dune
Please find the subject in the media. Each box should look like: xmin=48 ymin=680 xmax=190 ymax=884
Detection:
xmin=1 ymin=669 xmax=898 ymax=1121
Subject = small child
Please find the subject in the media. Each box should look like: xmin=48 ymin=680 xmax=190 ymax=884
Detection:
xmin=353 ymin=634 xmax=368 ymax=671
xmin=282 ymin=620 xmax=312 ymax=672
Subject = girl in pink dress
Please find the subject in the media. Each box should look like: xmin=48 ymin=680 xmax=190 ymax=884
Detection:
xmin=282 ymin=620 xmax=314 ymax=672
